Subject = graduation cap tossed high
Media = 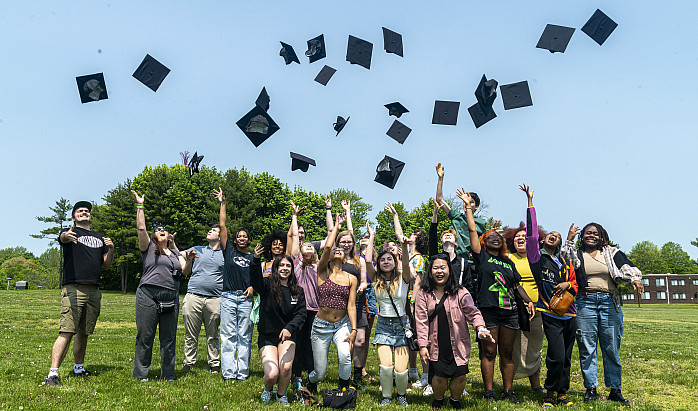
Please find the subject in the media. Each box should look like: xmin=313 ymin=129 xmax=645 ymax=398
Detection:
xmin=306 ymin=34 xmax=326 ymax=63
xmin=374 ymin=155 xmax=405 ymax=189
xmin=468 ymin=74 xmax=498 ymax=128
xmin=333 ymin=116 xmax=349 ymax=135
xmin=582 ymin=9 xmax=618 ymax=46
xmin=255 ymin=87 xmax=270 ymax=111
xmin=432 ymin=101 xmax=460 ymax=125
xmin=132 ymin=54 xmax=170 ymax=92
xmin=76 ymin=73 xmax=108 ymax=103
xmin=314 ymin=65 xmax=336 ymax=86
xmin=384 ymin=102 xmax=409 ymax=118
xmin=279 ymin=41 xmax=300 ymax=64
xmin=386 ymin=120 xmax=411 ymax=144
xmin=500 ymin=81 xmax=533 ymax=110
xmin=536 ymin=24 xmax=575 ymax=53
xmin=346 ymin=35 xmax=373 ymax=69
xmin=382 ymin=27 xmax=403 ymax=57
xmin=187 ymin=152 xmax=204 ymax=177
xmin=290 ymin=152 xmax=316 ymax=172
xmin=236 ymin=105 xmax=280 ymax=147
xmin=467 ymin=103 xmax=497 ymax=128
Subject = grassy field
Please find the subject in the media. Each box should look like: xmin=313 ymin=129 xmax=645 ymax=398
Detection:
xmin=0 ymin=291 xmax=696 ymax=410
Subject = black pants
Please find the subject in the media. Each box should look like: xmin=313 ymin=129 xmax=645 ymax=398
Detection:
xmin=133 ymin=285 xmax=179 ymax=380
xmin=541 ymin=314 xmax=576 ymax=393
xmin=292 ymin=310 xmax=317 ymax=376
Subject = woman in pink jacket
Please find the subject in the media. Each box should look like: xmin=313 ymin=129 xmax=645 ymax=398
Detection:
xmin=415 ymin=254 xmax=494 ymax=409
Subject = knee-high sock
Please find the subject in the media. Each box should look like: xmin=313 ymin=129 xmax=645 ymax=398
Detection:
xmin=395 ymin=369 xmax=409 ymax=396
xmin=379 ymin=365 xmax=394 ymax=399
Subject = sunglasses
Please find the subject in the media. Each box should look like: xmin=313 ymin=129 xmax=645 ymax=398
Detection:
xmin=154 ymin=227 xmax=169 ymax=233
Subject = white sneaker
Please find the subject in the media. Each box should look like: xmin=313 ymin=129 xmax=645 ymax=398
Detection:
xmin=462 ymin=388 xmax=469 ymax=396
xmin=412 ymin=379 xmax=424 ymax=389
xmin=422 ymin=384 xmax=433 ymax=396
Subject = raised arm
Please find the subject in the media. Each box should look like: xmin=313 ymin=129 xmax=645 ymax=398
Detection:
xmin=364 ymin=222 xmax=377 ymax=282
xmin=214 ymin=187 xmax=228 ymax=250
xmin=288 ymin=200 xmax=305 ymax=257
xmin=385 ymin=202 xmax=404 ymax=241
xmin=434 ymin=163 xmax=451 ymax=213
xmin=560 ymin=223 xmax=581 ymax=269
xmin=400 ymin=236 xmax=411 ymax=284
xmin=131 ymin=190 xmax=150 ymax=252
xmin=318 ymin=213 xmax=343 ymax=276
xmin=324 ymin=194 xmax=334 ymax=236
xmin=455 ymin=188 xmax=480 ymax=254
xmin=250 ymin=243 xmax=268 ymax=294
xmin=520 ymin=184 xmax=541 ymax=264
xmin=429 ymin=199 xmax=441 ymax=257
xmin=341 ymin=200 xmax=353 ymax=233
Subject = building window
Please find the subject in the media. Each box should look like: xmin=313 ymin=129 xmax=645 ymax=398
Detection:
xmin=641 ymin=292 xmax=651 ymax=300
xmin=622 ymin=293 xmax=635 ymax=300
xmin=657 ymin=291 xmax=666 ymax=300
xmin=641 ymin=278 xmax=649 ymax=286
xmin=656 ymin=278 xmax=665 ymax=286
xmin=671 ymin=279 xmax=685 ymax=286
xmin=672 ymin=293 xmax=687 ymax=300
xmin=693 ymin=280 xmax=698 ymax=286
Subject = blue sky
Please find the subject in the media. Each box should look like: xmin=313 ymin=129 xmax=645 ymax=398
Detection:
xmin=2 ymin=1 xmax=697 ymax=262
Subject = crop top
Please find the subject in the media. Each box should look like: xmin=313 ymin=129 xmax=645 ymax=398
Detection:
xmin=317 ymin=278 xmax=350 ymax=310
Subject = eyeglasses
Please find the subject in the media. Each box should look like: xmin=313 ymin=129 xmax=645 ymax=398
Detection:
xmin=338 ymin=241 xmax=353 ymax=245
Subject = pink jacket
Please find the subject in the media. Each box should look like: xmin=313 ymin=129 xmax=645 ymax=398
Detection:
xmin=415 ymin=287 xmax=486 ymax=366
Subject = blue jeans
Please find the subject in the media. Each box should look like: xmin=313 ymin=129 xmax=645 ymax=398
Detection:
xmin=308 ymin=315 xmax=352 ymax=382
xmin=220 ymin=291 xmax=253 ymax=380
xmin=575 ymin=293 xmax=623 ymax=389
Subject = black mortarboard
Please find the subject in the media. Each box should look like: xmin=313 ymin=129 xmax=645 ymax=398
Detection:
xmin=382 ymin=27 xmax=403 ymax=57
xmin=582 ymin=9 xmax=618 ymax=46
xmin=432 ymin=101 xmax=460 ymax=125
xmin=279 ymin=41 xmax=300 ymax=64
xmin=314 ymin=65 xmax=336 ymax=86
xmin=346 ymin=35 xmax=373 ymax=69
xmin=386 ymin=120 xmax=411 ymax=144
xmin=76 ymin=73 xmax=108 ymax=103
xmin=384 ymin=102 xmax=409 ymax=118
xmin=305 ymin=34 xmax=326 ymax=63
xmin=467 ymin=102 xmax=497 ymax=128
xmin=236 ymin=105 xmax=280 ymax=147
xmin=475 ymin=75 xmax=498 ymax=108
xmin=374 ymin=155 xmax=405 ymax=189
xmin=132 ymin=54 xmax=171 ymax=92
xmin=290 ymin=152 xmax=316 ymax=172
xmin=255 ymin=87 xmax=270 ymax=111
xmin=500 ymin=81 xmax=533 ymax=110
xmin=536 ymin=24 xmax=575 ymax=53
xmin=333 ymin=116 xmax=350 ymax=135
xmin=187 ymin=152 xmax=204 ymax=177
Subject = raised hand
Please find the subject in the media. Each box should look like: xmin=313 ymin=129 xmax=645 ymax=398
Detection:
xmin=336 ymin=213 xmax=346 ymax=228
xmin=324 ymin=193 xmax=332 ymax=210
xmin=432 ymin=198 xmax=443 ymax=212
xmin=289 ymin=200 xmax=306 ymax=215
xmin=131 ymin=190 xmax=144 ymax=205
xmin=254 ymin=243 xmax=264 ymax=258
xmin=519 ymin=183 xmax=534 ymax=200
xmin=184 ymin=250 xmax=198 ymax=261
xmin=435 ymin=162 xmax=444 ymax=178
xmin=567 ymin=223 xmax=580 ymax=242
xmin=365 ymin=222 xmax=375 ymax=237
xmin=384 ymin=202 xmax=398 ymax=216
xmin=455 ymin=188 xmax=473 ymax=209
xmin=213 ymin=187 xmax=225 ymax=203
xmin=341 ymin=199 xmax=351 ymax=212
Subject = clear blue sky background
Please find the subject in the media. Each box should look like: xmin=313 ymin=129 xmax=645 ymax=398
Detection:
xmin=2 ymin=1 xmax=696 ymax=261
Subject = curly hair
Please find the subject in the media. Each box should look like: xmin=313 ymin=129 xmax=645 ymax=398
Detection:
xmin=503 ymin=222 xmax=547 ymax=254
xmin=580 ymin=222 xmax=610 ymax=252
xmin=413 ymin=229 xmax=429 ymax=256
xmin=479 ymin=229 xmax=508 ymax=258
xmin=261 ymin=229 xmax=287 ymax=261
xmin=269 ymin=255 xmax=302 ymax=306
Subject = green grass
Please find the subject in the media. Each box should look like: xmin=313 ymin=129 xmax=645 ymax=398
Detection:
xmin=1 ymin=291 xmax=696 ymax=410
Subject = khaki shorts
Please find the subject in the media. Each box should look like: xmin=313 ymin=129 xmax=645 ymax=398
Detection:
xmin=59 ymin=284 xmax=101 ymax=335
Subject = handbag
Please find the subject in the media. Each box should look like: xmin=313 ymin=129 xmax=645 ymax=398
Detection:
xmin=543 ymin=289 xmax=575 ymax=316
xmin=386 ymin=290 xmax=419 ymax=351
xmin=512 ymin=288 xmax=530 ymax=332
xmin=321 ymin=387 xmax=357 ymax=409
xmin=293 ymin=386 xmax=319 ymax=406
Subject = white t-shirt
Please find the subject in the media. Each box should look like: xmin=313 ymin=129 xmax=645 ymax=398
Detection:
xmin=374 ymin=278 xmax=409 ymax=317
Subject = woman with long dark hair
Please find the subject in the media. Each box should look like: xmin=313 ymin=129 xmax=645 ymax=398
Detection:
xmin=415 ymin=254 xmax=493 ymax=409
xmin=561 ymin=218 xmax=644 ymax=406
xmin=458 ymin=188 xmax=535 ymax=404
xmin=250 ymin=243 xmax=306 ymax=405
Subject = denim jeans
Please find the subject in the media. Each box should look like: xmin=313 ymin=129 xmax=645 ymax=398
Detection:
xmin=308 ymin=315 xmax=352 ymax=382
xmin=220 ymin=290 xmax=253 ymax=380
xmin=575 ymin=293 xmax=623 ymax=389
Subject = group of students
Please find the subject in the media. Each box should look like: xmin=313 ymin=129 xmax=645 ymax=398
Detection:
xmin=45 ymin=163 xmax=645 ymax=409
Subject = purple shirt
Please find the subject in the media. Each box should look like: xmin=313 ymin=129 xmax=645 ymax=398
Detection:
xmin=293 ymin=253 xmax=319 ymax=312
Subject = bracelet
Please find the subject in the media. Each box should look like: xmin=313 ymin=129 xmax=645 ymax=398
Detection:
xmin=136 ymin=205 xmax=144 ymax=209
xmin=326 ymin=207 xmax=331 ymax=210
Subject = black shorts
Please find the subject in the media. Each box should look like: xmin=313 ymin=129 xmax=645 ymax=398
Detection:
xmin=258 ymin=332 xmax=296 ymax=348
xmin=429 ymin=360 xmax=468 ymax=381
xmin=480 ymin=307 xmax=519 ymax=330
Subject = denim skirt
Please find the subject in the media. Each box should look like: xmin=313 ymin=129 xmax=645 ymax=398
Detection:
xmin=372 ymin=316 xmax=407 ymax=347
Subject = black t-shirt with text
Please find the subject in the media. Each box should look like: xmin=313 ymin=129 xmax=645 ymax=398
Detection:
xmin=222 ymin=239 xmax=254 ymax=292
xmin=472 ymin=250 xmax=521 ymax=310
xmin=59 ymin=226 xmax=109 ymax=286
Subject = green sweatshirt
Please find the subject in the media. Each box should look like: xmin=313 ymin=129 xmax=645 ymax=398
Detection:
xmin=447 ymin=208 xmax=487 ymax=260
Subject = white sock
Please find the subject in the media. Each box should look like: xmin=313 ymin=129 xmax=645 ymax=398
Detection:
xmin=74 ymin=364 xmax=84 ymax=373
xmin=48 ymin=368 xmax=59 ymax=377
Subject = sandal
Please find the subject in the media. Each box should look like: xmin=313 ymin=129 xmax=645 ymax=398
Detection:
xmin=543 ymin=397 xmax=556 ymax=408
xmin=557 ymin=395 xmax=574 ymax=408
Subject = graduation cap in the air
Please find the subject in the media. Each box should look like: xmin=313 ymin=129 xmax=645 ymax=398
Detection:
xmin=187 ymin=152 xmax=204 ymax=177
xmin=314 ymin=65 xmax=336 ymax=86
xmin=132 ymin=54 xmax=170 ymax=92
xmin=76 ymin=73 xmax=108 ymax=103
xmin=290 ymin=152 xmax=316 ymax=172
xmin=279 ymin=41 xmax=300 ymax=64
xmin=333 ymin=116 xmax=350 ymax=135
xmin=536 ymin=24 xmax=575 ymax=53
xmin=255 ymin=87 xmax=270 ymax=111
xmin=382 ymin=27 xmax=403 ymax=57
xmin=432 ymin=101 xmax=460 ymax=125
xmin=236 ymin=105 xmax=280 ymax=147
xmin=346 ymin=35 xmax=373 ymax=69
xmin=384 ymin=102 xmax=409 ymax=118
xmin=582 ymin=9 xmax=618 ymax=46
xmin=467 ymin=103 xmax=497 ymax=128
xmin=386 ymin=120 xmax=411 ymax=144
xmin=500 ymin=81 xmax=533 ymax=110
xmin=374 ymin=155 xmax=405 ymax=189
xmin=306 ymin=34 xmax=326 ymax=63
xmin=475 ymin=75 xmax=498 ymax=109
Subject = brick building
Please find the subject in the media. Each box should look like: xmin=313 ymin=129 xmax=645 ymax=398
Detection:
xmin=620 ymin=274 xmax=698 ymax=304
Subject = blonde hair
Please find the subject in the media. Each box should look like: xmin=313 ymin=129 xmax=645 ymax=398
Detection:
xmin=373 ymin=249 xmax=400 ymax=295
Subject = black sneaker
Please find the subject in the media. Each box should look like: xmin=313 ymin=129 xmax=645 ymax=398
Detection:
xmin=431 ymin=398 xmax=444 ymax=409
xmin=449 ymin=398 xmax=463 ymax=409
xmin=44 ymin=375 xmax=61 ymax=386
xmin=530 ymin=386 xmax=546 ymax=395
xmin=304 ymin=377 xmax=317 ymax=394
xmin=182 ymin=364 xmax=191 ymax=372
xmin=500 ymin=389 xmax=521 ymax=404
xmin=483 ymin=390 xmax=496 ymax=401
xmin=352 ymin=374 xmax=367 ymax=391
xmin=608 ymin=389 xmax=630 ymax=406
xmin=72 ymin=369 xmax=93 ymax=377
xmin=210 ymin=366 xmax=220 ymax=374
xmin=584 ymin=388 xmax=598 ymax=403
